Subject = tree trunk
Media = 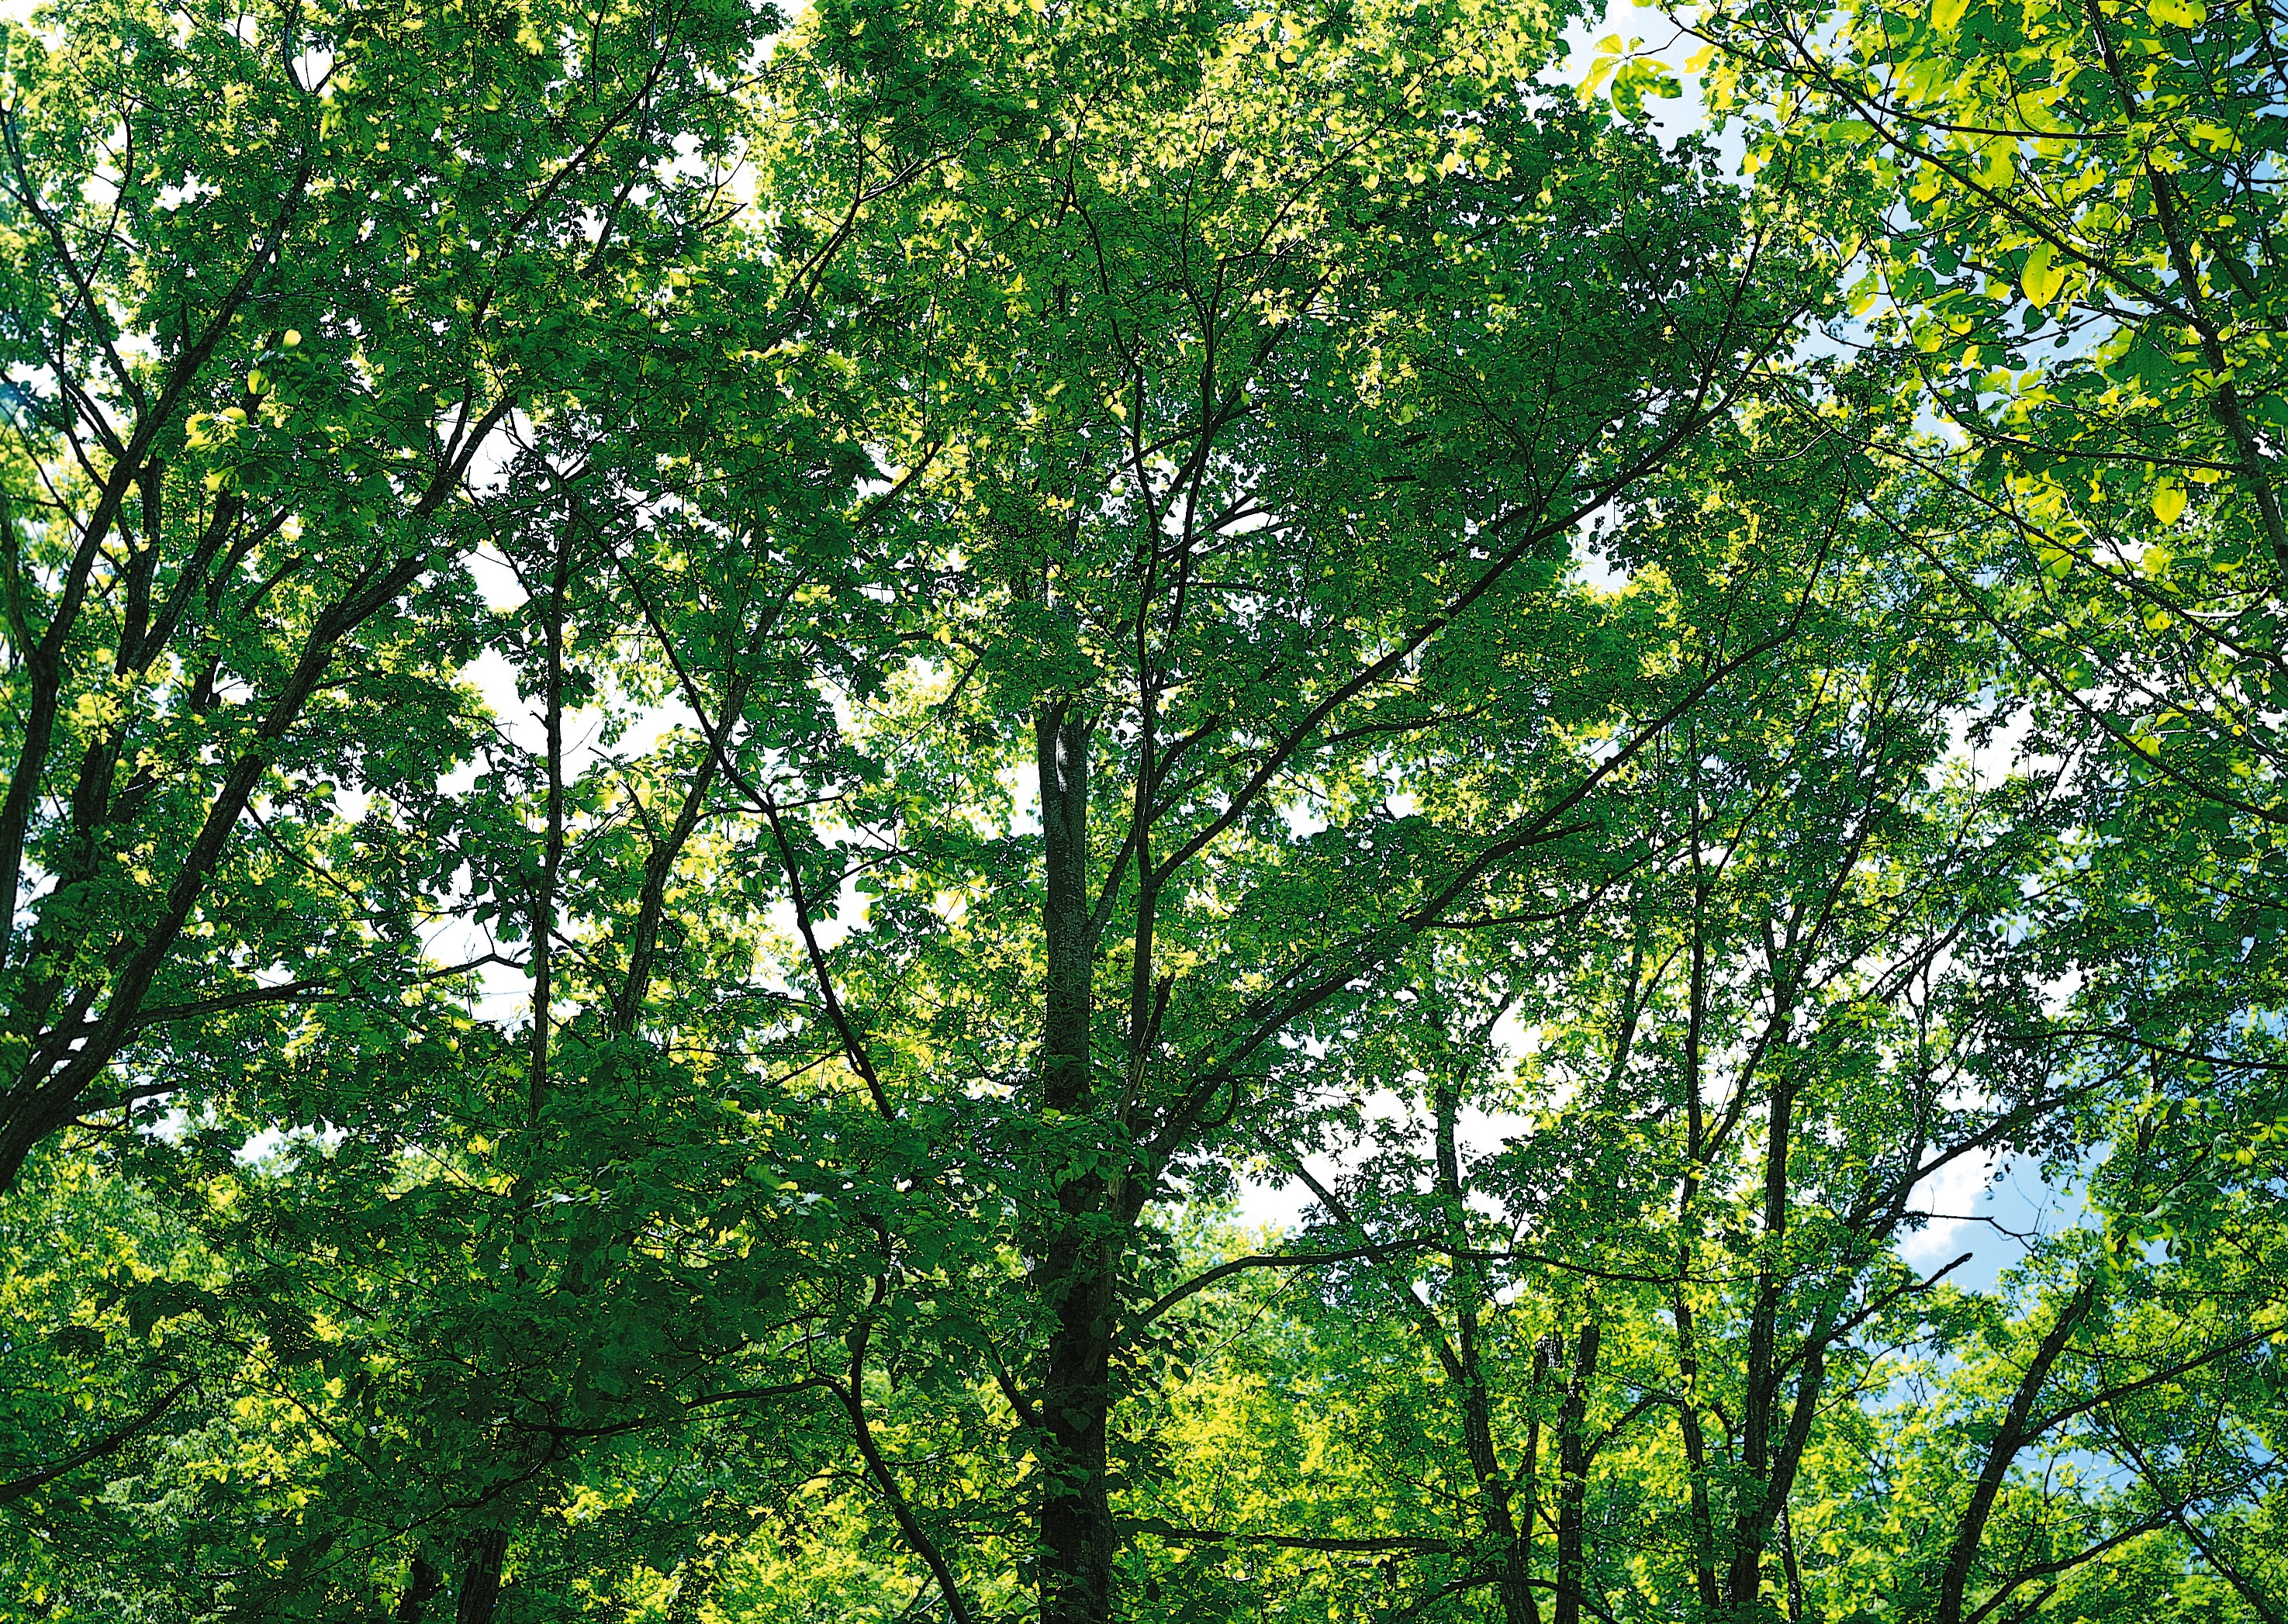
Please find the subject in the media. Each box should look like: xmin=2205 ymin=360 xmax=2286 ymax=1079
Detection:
xmin=1672 ymin=1284 xmax=1723 ymax=1613
xmin=1032 ymin=704 xmax=1115 ymax=1624
xmin=1730 ymin=1073 xmax=1797 ymax=1612
xmin=1436 ymin=1071 xmax=1539 ymax=1624
xmin=1934 ymin=1282 xmax=2096 ymax=1624
xmin=1554 ymin=1315 xmax=1600 ymax=1624
xmin=1778 ymin=1505 xmax=1809 ymax=1624
xmin=1676 ymin=834 xmax=1724 ymax=1615
xmin=454 ymin=1527 xmax=510 ymax=1624
xmin=394 ymin=1556 xmax=444 ymax=1622
xmin=1521 ymin=1339 xmax=1548 ymax=1619
xmin=1038 ymin=1235 xmax=1116 ymax=1624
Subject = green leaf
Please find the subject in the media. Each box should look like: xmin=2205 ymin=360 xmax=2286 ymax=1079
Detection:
xmin=2021 ymin=240 xmax=2065 ymax=307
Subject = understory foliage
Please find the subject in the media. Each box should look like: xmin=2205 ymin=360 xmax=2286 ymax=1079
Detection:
xmin=0 ymin=0 xmax=2282 ymax=1620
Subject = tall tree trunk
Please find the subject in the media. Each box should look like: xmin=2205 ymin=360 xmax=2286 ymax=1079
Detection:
xmin=1459 ymin=1351 xmax=1538 ymax=1624
xmin=1730 ymin=1072 xmax=1797 ymax=1612
xmin=454 ymin=1527 xmax=510 ymax=1624
xmin=1554 ymin=1314 xmax=1600 ymax=1624
xmin=1032 ymin=705 xmax=1115 ymax=1624
xmin=1521 ymin=1339 xmax=1549 ymax=1620
xmin=1672 ymin=1282 xmax=1723 ymax=1613
xmin=1435 ymin=1070 xmax=1539 ymax=1624
xmin=1676 ymin=805 xmax=1724 ymax=1614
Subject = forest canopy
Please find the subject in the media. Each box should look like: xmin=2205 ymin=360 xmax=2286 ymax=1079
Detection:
xmin=0 ymin=0 xmax=2283 ymax=1619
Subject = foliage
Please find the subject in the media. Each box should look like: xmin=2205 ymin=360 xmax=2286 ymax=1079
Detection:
xmin=0 ymin=0 xmax=2282 ymax=1621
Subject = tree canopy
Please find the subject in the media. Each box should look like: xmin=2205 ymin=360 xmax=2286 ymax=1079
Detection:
xmin=0 ymin=0 xmax=2282 ymax=1620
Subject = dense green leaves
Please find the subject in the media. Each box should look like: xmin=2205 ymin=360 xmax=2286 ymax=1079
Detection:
xmin=1 ymin=0 xmax=2283 ymax=1620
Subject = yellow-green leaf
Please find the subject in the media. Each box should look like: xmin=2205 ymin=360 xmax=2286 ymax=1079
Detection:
xmin=2022 ymin=241 xmax=2065 ymax=307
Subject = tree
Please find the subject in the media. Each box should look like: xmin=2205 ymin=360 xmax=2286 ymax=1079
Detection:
xmin=713 ymin=1 xmax=1842 ymax=1616
xmin=3 ymin=0 xmax=2282 ymax=1619
xmin=1695 ymin=0 xmax=2288 ymax=1150
xmin=1125 ymin=426 xmax=2087 ymax=1622
xmin=0 ymin=0 xmax=775 ymax=1195
xmin=0 ymin=0 xmax=904 ymax=1612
